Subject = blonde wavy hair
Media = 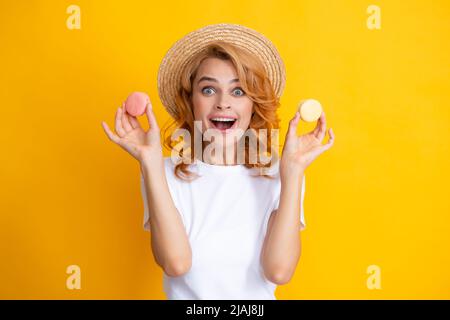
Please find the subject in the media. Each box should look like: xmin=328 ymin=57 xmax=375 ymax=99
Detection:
xmin=161 ymin=41 xmax=281 ymax=181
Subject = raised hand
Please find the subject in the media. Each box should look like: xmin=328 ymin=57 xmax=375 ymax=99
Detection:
xmin=101 ymin=98 xmax=163 ymax=165
xmin=280 ymin=110 xmax=335 ymax=176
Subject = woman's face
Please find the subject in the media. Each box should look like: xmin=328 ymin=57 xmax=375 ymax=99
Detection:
xmin=191 ymin=57 xmax=253 ymax=147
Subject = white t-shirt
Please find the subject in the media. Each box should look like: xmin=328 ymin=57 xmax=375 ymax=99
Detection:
xmin=140 ymin=157 xmax=306 ymax=300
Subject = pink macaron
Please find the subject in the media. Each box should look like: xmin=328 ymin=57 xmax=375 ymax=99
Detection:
xmin=124 ymin=92 xmax=149 ymax=116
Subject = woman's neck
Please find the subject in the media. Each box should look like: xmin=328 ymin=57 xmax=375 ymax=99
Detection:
xmin=200 ymin=141 xmax=238 ymax=166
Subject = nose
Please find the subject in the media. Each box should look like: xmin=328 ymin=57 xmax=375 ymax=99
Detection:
xmin=216 ymin=104 xmax=231 ymax=110
xmin=215 ymin=97 xmax=231 ymax=110
xmin=214 ymin=91 xmax=232 ymax=110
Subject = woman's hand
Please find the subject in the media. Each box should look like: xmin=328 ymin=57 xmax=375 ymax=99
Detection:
xmin=280 ymin=111 xmax=335 ymax=177
xmin=101 ymin=98 xmax=163 ymax=166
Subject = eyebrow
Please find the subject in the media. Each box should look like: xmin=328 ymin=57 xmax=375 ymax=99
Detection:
xmin=197 ymin=76 xmax=240 ymax=85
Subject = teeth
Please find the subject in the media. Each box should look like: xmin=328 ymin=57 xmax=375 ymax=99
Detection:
xmin=211 ymin=118 xmax=236 ymax=122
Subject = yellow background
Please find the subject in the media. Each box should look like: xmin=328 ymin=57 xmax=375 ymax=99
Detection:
xmin=1 ymin=0 xmax=449 ymax=299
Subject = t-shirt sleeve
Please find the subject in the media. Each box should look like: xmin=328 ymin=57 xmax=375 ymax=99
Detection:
xmin=272 ymin=174 xmax=306 ymax=230
xmin=139 ymin=160 xmax=185 ymax=232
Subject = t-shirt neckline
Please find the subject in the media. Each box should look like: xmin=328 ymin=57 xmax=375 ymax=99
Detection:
xmin=192 ymin=158 xmax=279 ymax=176
xmin=193 ymin=158 xmax=248 ymax=173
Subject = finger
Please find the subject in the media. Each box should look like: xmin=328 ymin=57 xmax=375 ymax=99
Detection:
xmin=128 ymin=114 xmax=141 ymax=130
xmin=145 ymin=102 xmax=159 ymax=132
xmin=102 ymin=121 xmax=122 ymax=145
xmin=121 ymin=103 xmax=133 ymax=132
xmin=287 ymin=111 xmax=300 ymax=139
xmin=115 ymin=107 xmax=126 ymax=137
xmin=320 ymin=127 xmax=335 ymax=152
xmin=123 ymin=100 xmax=142 ymax=130
xmin=312 ymin=113 xmax=322 ymax=137
xmin=315 ymin=111 xmax=327 ymax=141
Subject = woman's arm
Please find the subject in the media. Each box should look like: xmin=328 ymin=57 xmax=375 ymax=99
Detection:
xmin=102 ymin=99 xmax=192 ymax=277
xmin=261 ymin=110 xmax=334 ymax=285
xmin=141 ymin=158 xmax=192 ymax=277
xmin=261 ymin=170 xmax=304 ymax=285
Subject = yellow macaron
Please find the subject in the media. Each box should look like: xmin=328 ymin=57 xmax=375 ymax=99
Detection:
xmin=298 ymin=99 xmax=323 ymax=122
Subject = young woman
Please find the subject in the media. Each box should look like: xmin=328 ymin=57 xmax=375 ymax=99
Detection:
xmin=102 ymin=23 xmax=334 ymax=300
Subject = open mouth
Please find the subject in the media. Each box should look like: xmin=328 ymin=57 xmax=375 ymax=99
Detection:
xmin=209 ymin=118 xmax=237 ymax=132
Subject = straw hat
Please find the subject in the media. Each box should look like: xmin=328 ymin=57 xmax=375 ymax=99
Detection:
xmin=157 ymin=23 xmax=286 ymax=119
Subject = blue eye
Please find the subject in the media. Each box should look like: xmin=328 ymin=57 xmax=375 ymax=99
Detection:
xmin=201 ymin=86 xmax=245 ymax=96
xmin=233 ymin=87 xmax=245 ymax=96
xmin=201 ymin=87 xmax=215 ymax=95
